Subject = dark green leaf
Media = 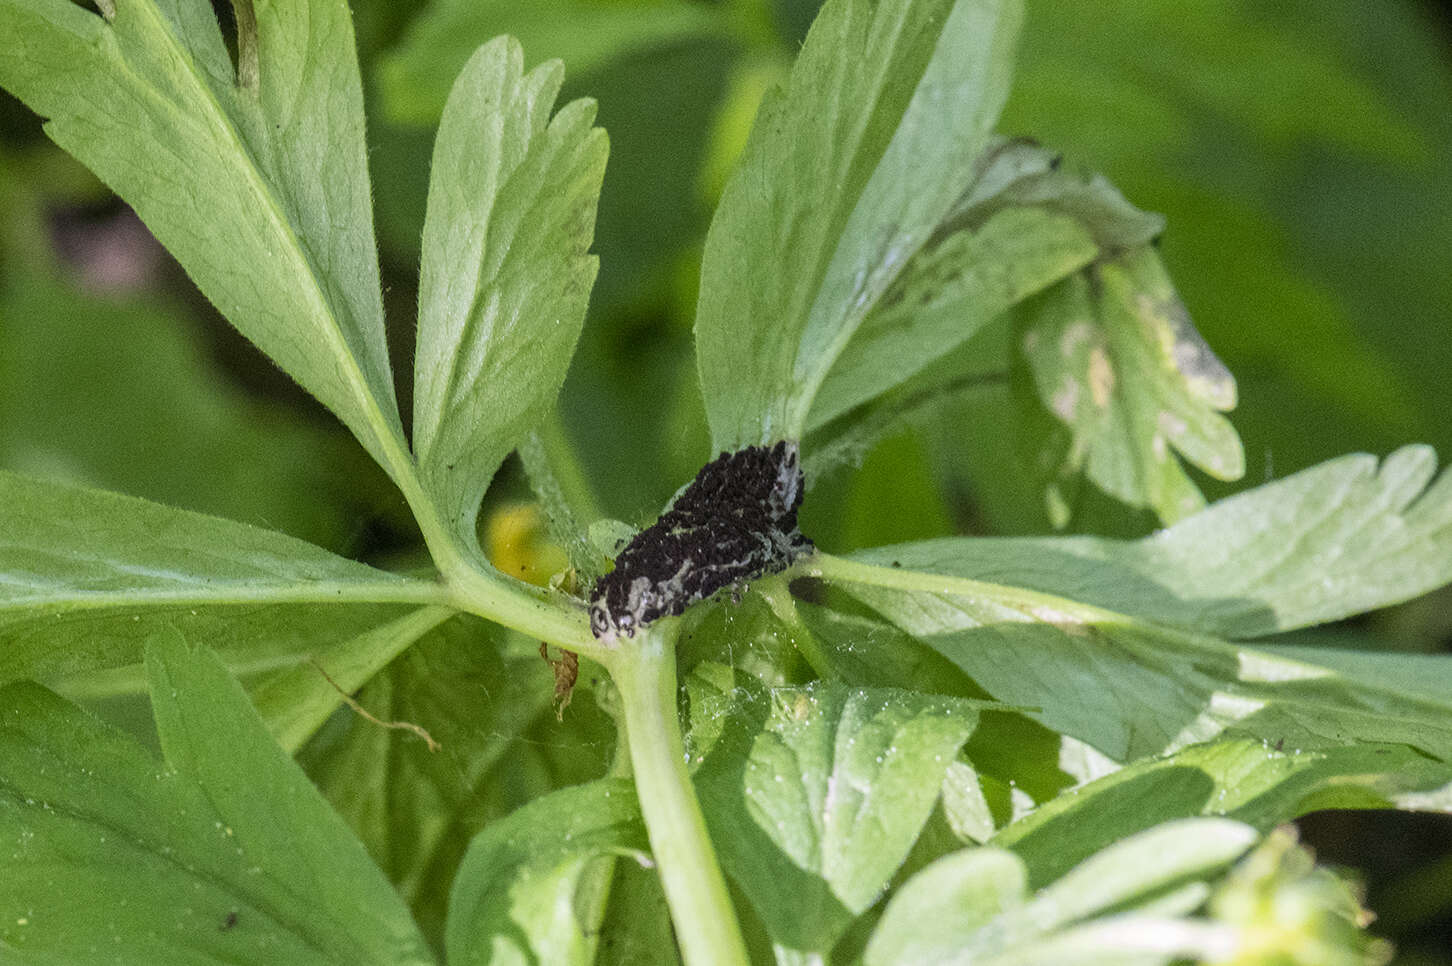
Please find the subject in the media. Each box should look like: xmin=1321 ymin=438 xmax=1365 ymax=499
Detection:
xmin=249 ymin=606 xmax=457 ymax=753
xmin=0 ymin=267 xmax=386 ymax=552
xmin=0 ymin=632 xmax=435 ymax=964
xmin=378 ymin=0 xmax=724 ymax=125
xmin=445 ymin=779 xmax=646 ymax=966
xmin=300 ymin=618 xmax=617 ymax=946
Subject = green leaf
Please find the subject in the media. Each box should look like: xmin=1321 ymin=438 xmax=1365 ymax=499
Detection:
xmin=854 ymin=445 xmax=1452 ymax=638
xmin=0 ymin=632 xmax=434 ymax=964
xmin=300 ymin=618 xmax=616 ymax=946
xmin=249 ymin=605 xmax=457 ymax=753
xmin=1014 ymin=246 xmax=1243 ymax=525
xmin=996 ymin=0 xmax=1452 ymax=515
xmin=378 ymin=0 xmax=725 ymax=124
xmin=445 ymin=779 xmax=647 ymax=966
xmin=804 ymin=207 xmax=1093 ymax=431
xmin=413 ymin=36 xmax=607 ymax=546
xmin=593 ymin=859 xmax=681 ymax=966
xmin=0 ymin=0 xmax=407 ymax=473
xmin=804 ymin=136 xmax=1166 ymax=432
xmin=825 ymin=538 xmax=1452 ymax=765
xmin=995 ymin=737 xmax=1452 ymax=890
xmin=688 ymin=668 xmax=983 ymax=955
xmin=696 ymin=0 xmax=1022 ymax=447
xmin=958 ymin=138 xmax=1169 ymax=252
xmin=0 ymin=471 xmax=444 ymax=685
xmin=864 ymin=818 xmax=1257 ymax=966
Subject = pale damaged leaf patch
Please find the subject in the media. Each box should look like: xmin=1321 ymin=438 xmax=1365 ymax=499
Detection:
xmin=1015 ymin=246 xmax=1244 ymax=525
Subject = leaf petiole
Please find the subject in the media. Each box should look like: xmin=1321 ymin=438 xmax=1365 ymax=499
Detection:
xmin=604 ymin=626 xmax=751 ymax=966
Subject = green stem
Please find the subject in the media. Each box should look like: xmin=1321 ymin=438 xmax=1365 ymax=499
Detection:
xmin=800 ymin=551 xmax=1109 ymax=623
xmin=370 ymin=425 xmax=611 ymax=661
xmin=755 ymin=574 xmax=835 ymax=680
xmin=443 ymin=563 xmax=608 ymax=662
xmin=606 ymin=629 xmax=749 ymax=966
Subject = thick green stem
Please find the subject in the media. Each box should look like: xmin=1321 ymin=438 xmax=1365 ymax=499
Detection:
xmin=371 ymin=426 xmax=610 ymax=661
xmin=606 ymin=630 xmax=749 ymax=966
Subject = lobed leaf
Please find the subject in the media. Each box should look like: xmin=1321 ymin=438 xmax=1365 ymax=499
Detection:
xmin=0 ymin=632 xmax=435 ymax=964
xmin=805 ymin=137 xmax=1165 ymax=431
xmin=1013 ymin=246 xmax=1243 ymax=525
xmin=695 ymin=0 xmax=1021 ymax=447
xmin=854 ymin=445 xmax=1452 ymax=638
xmin=445 ymin=779 xmax=647 ymax=966
xmin=413 ymin=36 xmax=607 ymax=548
xmin=830 ymin=530 xmax=1452 ymax=767
xmin=0 ymin=0 xmax=406 ymax=472
xmin=688 ymin=666 xmax=983 ymax=956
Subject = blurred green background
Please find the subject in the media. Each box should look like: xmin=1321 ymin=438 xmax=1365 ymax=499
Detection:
xmin=2 ymin=0 xmax=1450 ymax=959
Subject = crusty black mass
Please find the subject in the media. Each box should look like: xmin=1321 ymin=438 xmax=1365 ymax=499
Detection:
xmin=589 ymin=441 xmax=813 ymax=641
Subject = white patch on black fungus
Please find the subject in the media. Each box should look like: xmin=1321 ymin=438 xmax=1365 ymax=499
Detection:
xmin=589 ymin=441 xmax=812 ymax=642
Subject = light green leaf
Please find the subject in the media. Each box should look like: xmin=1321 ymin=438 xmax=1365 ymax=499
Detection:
xmin=413 ymin=36 xmax=607 ymax=547
xmin=0 ymin=471 xmax=445 ymax=685
xmin=804 ymin=136 xmax=1167 ymax=431
xmin=0 ymin=632 xmax=435 ymax=964
xmin=379 ymin=0 xmax=724 ymax=124
xmin=995 ymin=737 xmax=1452 ymax=889
xmin=956 ymin=138 xmax=1169 ymax=251
xmin=824 ymin=535 xmax=1452 ymax=764
xmin=786 ymin=0 xmax=1024 ymax=433
xmin=696 ymin=0 xmax=1021 ymax=447
xmin=0 ymin=0 xmax=407 ymax=472
xmin=250 ymin=606 xmax=457 ymax=753
xmin=689 ymin=669 xmax=982 ymax=955
xmin=865 ymin=846 xmax=1026 ymax=966
xmin=942 ymin=759 xmax=997 ymax=844
xmin=806 ymin=207 xmax=1094 ymax=430
xmin=865 ymin=818 xmax=1256 ymax=966
xmin=853 ymin=446 xmax=1452 ymax=638
xmin=445 ymin=779 xmax=646 ymax=966
xmin=1014 ymin=246 xmax=1243 ymax=525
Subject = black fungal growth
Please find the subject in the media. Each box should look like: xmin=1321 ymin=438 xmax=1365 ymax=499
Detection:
xmin=589 ymin=441 xmax=813 ymax=641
